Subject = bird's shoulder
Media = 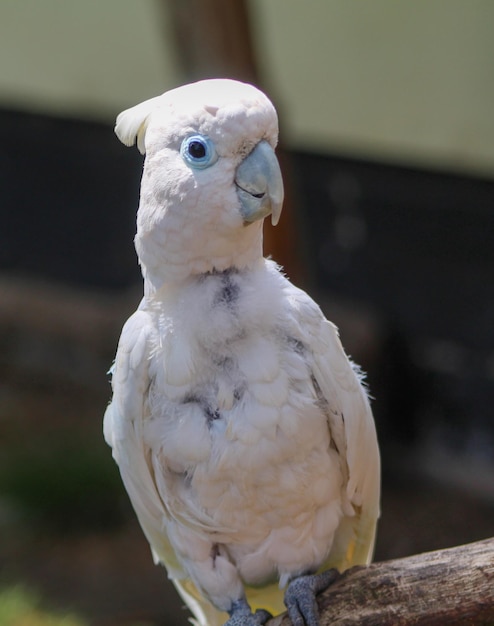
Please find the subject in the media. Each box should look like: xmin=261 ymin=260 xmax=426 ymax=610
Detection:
xmin=113 ymin=308 xmax=157 ymax=382
xmin=271 ymin=265 xmax=336 ymax=350
xmin=105 ymin=308 xmax=159 ymax=436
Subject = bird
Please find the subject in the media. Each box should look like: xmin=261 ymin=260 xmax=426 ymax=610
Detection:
xmin=104 ymin=78 xmax=380 ymax=626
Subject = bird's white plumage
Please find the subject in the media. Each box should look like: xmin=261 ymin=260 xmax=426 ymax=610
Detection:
xmin=105 ymin=79 xmax=380 ymax=626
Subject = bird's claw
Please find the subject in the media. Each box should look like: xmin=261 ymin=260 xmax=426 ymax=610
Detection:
xmin=284 ymin=570 xmax=339 ymax=626
xmin=223 ymin=598 xmax=272 ymax=626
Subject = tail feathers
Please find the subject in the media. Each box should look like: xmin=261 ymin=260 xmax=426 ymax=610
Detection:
xmin=173 ymin=579 xmax=227 ymax=626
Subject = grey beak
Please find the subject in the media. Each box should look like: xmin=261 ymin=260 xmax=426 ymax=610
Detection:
xmin=235 ymin=140 xmax=284 ymax=226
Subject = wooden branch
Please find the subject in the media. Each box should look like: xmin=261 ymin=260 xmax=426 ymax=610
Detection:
xmin=268 ymin=538 xmax=494 ymax=626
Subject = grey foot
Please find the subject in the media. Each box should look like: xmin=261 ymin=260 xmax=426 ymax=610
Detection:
xmin=284 ymin=570 xmax=339 ymax=626
xmin=223 ymin=598 xmax=272 ymax=626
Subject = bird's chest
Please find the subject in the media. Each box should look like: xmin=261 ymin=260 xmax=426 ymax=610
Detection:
xmin=145 ymin=271 xmax=330 ymax=526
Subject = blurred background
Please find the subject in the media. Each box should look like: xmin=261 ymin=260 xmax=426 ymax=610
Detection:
xmin=0 ymin=1 xmax=493 ymax=624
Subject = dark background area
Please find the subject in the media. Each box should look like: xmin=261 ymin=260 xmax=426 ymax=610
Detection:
xmin=0 ymin=109 xmax=142 ymax=289
xmin=0 ymin=105 xmax=493 ymax=625
xmin=296 ymin=151 xmax=494 ymax=472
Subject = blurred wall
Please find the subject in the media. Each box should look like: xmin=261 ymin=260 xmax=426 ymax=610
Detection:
xmin=0 ymin=0 xmax=181 ymax=118
xmin=251 ymin=0 xmax=494 ymax=176
xmin=1 ymin=1 xmax=494 ymax=177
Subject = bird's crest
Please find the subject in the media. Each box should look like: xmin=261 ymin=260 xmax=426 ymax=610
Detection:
xmin=115 ymin=94 xmax=164 ymax=154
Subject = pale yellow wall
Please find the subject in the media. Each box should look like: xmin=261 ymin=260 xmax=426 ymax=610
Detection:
xmin=0 ymin=0 xmax=181 ymax=119
xmin=1 ymin=0 xmax=494 ymax=176
xmin=251 ymin=0 xmax=494 ymax=175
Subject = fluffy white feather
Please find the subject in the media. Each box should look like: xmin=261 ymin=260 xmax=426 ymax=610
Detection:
xmin=104 ymin=79 xmax=380 ymax=626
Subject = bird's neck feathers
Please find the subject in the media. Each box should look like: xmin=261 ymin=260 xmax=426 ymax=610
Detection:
xmin=137 ymin=218 xmax=265 ymax=296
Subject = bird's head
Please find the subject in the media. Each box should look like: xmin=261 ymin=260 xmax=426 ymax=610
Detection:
xmin=115 ymin=79 xmax=284 ymax=291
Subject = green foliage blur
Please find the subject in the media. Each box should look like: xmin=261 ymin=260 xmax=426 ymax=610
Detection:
xmin=0 ymin=586 xmax=87 ymax=626
xmin=0 ymin=437 xmax=123 ymax=531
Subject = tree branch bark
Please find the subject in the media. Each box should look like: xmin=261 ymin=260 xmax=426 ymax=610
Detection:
xmin=268 ymin=538 xmax=494 ymax=626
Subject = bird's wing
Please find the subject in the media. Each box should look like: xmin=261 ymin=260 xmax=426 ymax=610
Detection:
xmin=104 ymin=310 xmax=229 ymax=626
xmin=103 ymin=310 xmax=184 ymax=576
xmin=286 ymin=284 xmax=381 ymax=570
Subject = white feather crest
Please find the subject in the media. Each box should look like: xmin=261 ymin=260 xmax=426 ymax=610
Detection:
xmin=114 ymin=94 xmax=164 ymax=154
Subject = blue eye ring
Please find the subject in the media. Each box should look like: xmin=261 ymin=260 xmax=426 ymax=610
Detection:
xmin=180 ymin=135 xmax=218 ymax=169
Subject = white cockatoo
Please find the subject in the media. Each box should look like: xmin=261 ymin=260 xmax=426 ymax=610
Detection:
xmin=104 ymin=79 xmax=380 ymax=626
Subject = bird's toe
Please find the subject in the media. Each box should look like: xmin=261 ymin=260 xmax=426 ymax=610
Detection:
xmin=223 ymin=599 xmax=272 ymax=626
xmin=284 ymin=570 xmax=339 ymax=626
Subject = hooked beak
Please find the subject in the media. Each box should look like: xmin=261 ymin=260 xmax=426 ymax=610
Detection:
xmin=235 ymin=140 xmax=284 ymax=226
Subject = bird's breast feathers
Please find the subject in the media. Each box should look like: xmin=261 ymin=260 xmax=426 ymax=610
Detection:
xmin=140 ymin=260 xmax=348 ymax=583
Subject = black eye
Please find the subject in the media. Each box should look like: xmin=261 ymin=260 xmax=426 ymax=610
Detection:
xmin=188 ymin=140 xmax=206 ymax=159
xmin=180 ymin=135 xmax=218 ymax=169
